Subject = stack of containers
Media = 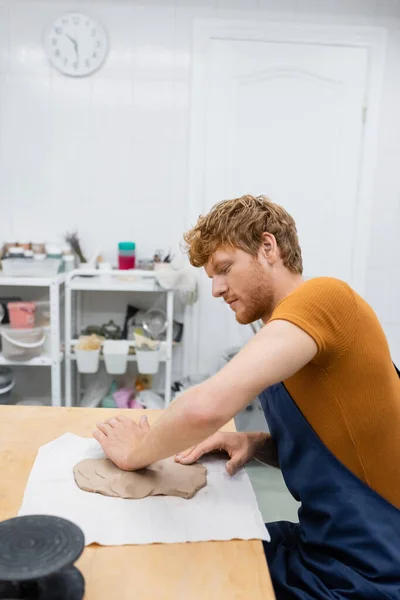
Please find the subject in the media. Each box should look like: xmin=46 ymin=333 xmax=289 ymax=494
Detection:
xmin=0 ymin=302 xmax=45 ymax=362
xmin=118 ymin=242 xmax=136 ymax=270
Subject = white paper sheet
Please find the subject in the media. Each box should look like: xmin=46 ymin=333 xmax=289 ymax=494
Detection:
xmin=19 ymin=433 xmax=270 ymax=546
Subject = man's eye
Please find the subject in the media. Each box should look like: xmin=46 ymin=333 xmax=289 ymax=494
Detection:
xmin=222 ymin=266 xmax=230 ymax=274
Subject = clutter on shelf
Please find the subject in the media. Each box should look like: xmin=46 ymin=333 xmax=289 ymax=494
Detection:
xmin=0 ymin=240 xmax=76 ymax=278
xmin=122 ymin=304 xmax=183 ymax=343
xmin=1 ymin=232 xmax=198 ymax=305
xmin=82 ymin=320 xmax=122 ymax=340
xmin=79 ymin=371 xmax=164 ymax=411
xmin=0 ymin=298 xmax=51 ymax=364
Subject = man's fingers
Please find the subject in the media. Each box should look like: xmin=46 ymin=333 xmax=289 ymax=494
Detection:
xmin=174 ymin=446 xmax=196 ymax=461
xmin=115 ymin=415 xmax=140 ymax=431
xmin=115 ymin=415 xmax=131 ymax=424
xmin=139 ymin=415 xmax=150 ymax=431
xmin=105 ymin=418 xmax=118 ymax=427
xmin=176 ymin=441 xmax=218 ymax=464
xmin=96 ymin=422 xmax=113 ymax=436
xmin=176 ymin=449 xmax=204 ymax=464
xmin=93 ymin=429 xmax=106 ymax=443
xmin=226 ymin=455 xmax=245 ymax=476
xmin=175 ymin=434 xmax=227 ymax=464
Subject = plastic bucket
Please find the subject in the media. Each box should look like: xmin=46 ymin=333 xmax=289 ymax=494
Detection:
xmin=0 ymin=326 xmax=45 ymax=361
xmin=103 ymin=341 xmax=130 ymax=375
xmin=8 ymin=302 xmax=36 ymax=329
xmin=136 ymin=348 xmax=161 ymax=374
xmin=75 ymin=348 xmax=101 ymax=374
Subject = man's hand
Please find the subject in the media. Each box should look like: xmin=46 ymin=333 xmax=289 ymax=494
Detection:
xmin=175 ymin=431 xmax=268 ymax=476
xmin=93 ymin=414 xmax=150 ymax=471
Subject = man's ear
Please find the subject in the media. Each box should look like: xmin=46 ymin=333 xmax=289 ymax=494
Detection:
xmin=260 ymin=232 xmax=278 ymax=264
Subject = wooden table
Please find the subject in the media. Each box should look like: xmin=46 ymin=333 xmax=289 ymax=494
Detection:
xmin=0 ymin=406 xmax=275 ymax=599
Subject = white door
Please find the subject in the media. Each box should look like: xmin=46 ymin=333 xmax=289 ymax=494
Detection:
xmin=188 ymin=26 xmax=377 ymax=376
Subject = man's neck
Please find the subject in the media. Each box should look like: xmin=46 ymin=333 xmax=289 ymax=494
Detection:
xmin=275 ymin=272 xmax=304 ymax=304
xmin=262 ymin=272 xmax=304 ymax=323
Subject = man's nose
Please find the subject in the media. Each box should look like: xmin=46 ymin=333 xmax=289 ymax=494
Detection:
xmin=212 ymin=278 xmax=228 ymax=298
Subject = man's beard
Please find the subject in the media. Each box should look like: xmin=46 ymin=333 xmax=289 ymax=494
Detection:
xmin=235 ymin=263 xmax=275 ymax=325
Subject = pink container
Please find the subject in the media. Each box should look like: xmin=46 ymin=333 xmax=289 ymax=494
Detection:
xmin=118 ymin=242 xmax=136 ymax=270
xmin=8 ymin=302 xmax=36 ymax=329
xmin=118 ymin=255 xmax=135 ymax=270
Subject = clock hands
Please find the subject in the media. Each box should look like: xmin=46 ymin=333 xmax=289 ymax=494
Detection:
xmin=64 ymin=32 xmax=79 ymax=59
xmin=65 ymin=32 xmax=76 ymax=46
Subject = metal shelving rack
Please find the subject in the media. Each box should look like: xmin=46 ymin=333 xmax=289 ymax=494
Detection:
xmin=65 ymin=269 xmax=174 ymax=408
xmin=0 ymin=273 xmax=65 ymax=406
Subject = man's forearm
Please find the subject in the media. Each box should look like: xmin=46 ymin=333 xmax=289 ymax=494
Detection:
xmin=254 ymin=434 xmax=280 ymax=468
xmin=130 ymin=385 xmax=225 ymax=470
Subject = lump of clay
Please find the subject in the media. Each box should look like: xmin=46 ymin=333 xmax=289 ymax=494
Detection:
xmin=74 ymin=457 xmax=207 ymax=500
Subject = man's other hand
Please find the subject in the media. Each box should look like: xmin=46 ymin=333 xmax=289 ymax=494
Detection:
xmin=175 ymin=431 xmax=268 ymax=476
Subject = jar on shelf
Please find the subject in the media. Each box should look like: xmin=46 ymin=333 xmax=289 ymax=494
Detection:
xmin=118 ymin=242 xmax=136 ymax=270
xmin=63 ymin=254 xmax=75 ymax=272
xmin=7 ymin=247 xmax=24 ymax=259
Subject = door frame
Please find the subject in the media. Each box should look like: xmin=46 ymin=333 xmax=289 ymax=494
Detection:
xmin=184 ymin=20 xmax=386 ymax=375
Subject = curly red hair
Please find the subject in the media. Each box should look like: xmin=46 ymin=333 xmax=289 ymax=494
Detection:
xmin=183 ymin=194 xmax=303 ymax=274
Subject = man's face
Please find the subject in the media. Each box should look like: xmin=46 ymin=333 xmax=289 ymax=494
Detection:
xmin=205 ymin=246 xmax=276 ymax=324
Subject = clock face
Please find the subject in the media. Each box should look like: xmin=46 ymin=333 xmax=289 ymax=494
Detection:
xmin=44 ymin=13 xmax=108 ymax=76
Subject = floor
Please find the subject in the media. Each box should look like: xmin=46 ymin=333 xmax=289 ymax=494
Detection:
xmin=235 ymin=400 xmax=300 ymax=524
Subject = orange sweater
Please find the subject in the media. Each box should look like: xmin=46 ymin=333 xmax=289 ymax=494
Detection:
xmin=269 ymin=277 xmax=400 ymax=509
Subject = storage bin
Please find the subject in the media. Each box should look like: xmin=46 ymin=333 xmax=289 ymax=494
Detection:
xmin=103 ymin=340 xmax=130 ymax=375
xmin=0 ymin=326 xmax=45 ymax=361
xmin=75 ymin=348 xmax=101 ymax=374
xmin=8 ymin=302 xmax=36 ymax=329
xmin=2 ymin=258 xmax=61 ymax=278
xmin=136 ymin=347 xmax=161 ymax=374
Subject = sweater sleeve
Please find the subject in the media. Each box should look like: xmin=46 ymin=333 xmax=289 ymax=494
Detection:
xmin=269 ymin=277 xmax=359 ymax=365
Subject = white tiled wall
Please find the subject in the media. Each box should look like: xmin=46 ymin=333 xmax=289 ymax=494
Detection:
xmin=0 ymin=0 xmax=399 ymax=364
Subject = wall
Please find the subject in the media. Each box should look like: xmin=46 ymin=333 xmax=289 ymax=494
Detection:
xmin=0 ymin=0 xmax=399 ymax=371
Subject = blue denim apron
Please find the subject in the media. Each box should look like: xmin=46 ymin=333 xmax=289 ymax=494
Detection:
xmin=259 ymin=383 xmax=400 ymax=599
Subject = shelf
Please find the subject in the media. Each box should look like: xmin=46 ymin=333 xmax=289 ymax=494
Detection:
xmin=65 ymin=269 xmax=175 ymax=407
xmin=69 ymin=339 xmax=179 ymax=348
xmin=68 ymin=273 xmax=162 ymax=292
xmin=0 ymin=273 xmax=66 ymax=287
xmin=67 ymin=342 xmax=171 ymax=362
xmin=0 ymin=352 xmax=63 ymax=366
xmin=67 ymin=353 xmax=169 ymax=363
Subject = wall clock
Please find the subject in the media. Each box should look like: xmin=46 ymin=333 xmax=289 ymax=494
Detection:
xmin=44 ymin=13 xmax=108 ymax=76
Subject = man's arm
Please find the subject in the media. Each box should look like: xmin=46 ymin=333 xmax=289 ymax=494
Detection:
xmin=94 ymin=319 xmax=317 ymax=470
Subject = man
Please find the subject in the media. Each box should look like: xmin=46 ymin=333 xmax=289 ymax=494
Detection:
xmin=94 ymin=195 xmax=400 ymax=599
